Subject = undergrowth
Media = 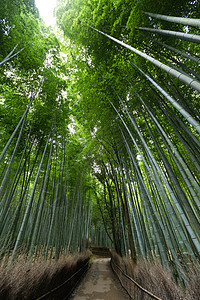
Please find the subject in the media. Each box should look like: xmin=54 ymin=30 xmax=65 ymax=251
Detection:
xmin=0 ymin=252 xmax=90 ymax=300
xmin=111 ymin=252 xmax=200 ymax=300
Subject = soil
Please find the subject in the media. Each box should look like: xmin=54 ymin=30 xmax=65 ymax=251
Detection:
xmin=70 ymin=258 xmax=130 ymax=300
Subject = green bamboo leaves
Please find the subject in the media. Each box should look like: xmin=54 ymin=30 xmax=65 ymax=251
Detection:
xmin=89 ymin=26 xmax=200 ymax=93
xmin=0 ymin=44 xmax=26 ymax=66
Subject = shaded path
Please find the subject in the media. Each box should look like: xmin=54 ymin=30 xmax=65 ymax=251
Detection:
xmin=71 ymin=258 xmax=130 ymax=300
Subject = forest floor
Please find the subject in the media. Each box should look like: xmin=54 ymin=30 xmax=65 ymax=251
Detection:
xmin=70 ymin=257 xmax=130 ymax=300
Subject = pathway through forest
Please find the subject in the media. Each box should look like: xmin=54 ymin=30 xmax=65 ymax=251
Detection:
xmin=70 ymin=258 xmax=130 ymax=300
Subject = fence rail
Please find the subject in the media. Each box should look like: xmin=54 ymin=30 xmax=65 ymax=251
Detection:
xmin=111 ymin=258 xmax=162 ymax=300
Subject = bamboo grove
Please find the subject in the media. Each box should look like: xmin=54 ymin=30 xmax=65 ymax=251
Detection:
xmin=0 ymin=0 xmax=200 ymax=286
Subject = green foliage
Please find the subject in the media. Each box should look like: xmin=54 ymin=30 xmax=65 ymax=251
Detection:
xmin=0 ymin=0 xmax=61 ymax=73
xmin=0 ymin=1 xmax=200 ymax=289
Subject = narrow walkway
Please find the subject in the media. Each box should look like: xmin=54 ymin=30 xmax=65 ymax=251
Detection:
xmin=71 ymin=258 xmax=129 ymax=300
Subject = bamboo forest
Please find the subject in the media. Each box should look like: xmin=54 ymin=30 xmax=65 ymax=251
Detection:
xmin=0 ymin=0 xmax=200 ymax=299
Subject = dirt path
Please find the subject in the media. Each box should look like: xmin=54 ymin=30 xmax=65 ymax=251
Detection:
xmin=71 ymin=258 xmax=130 ymax=300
